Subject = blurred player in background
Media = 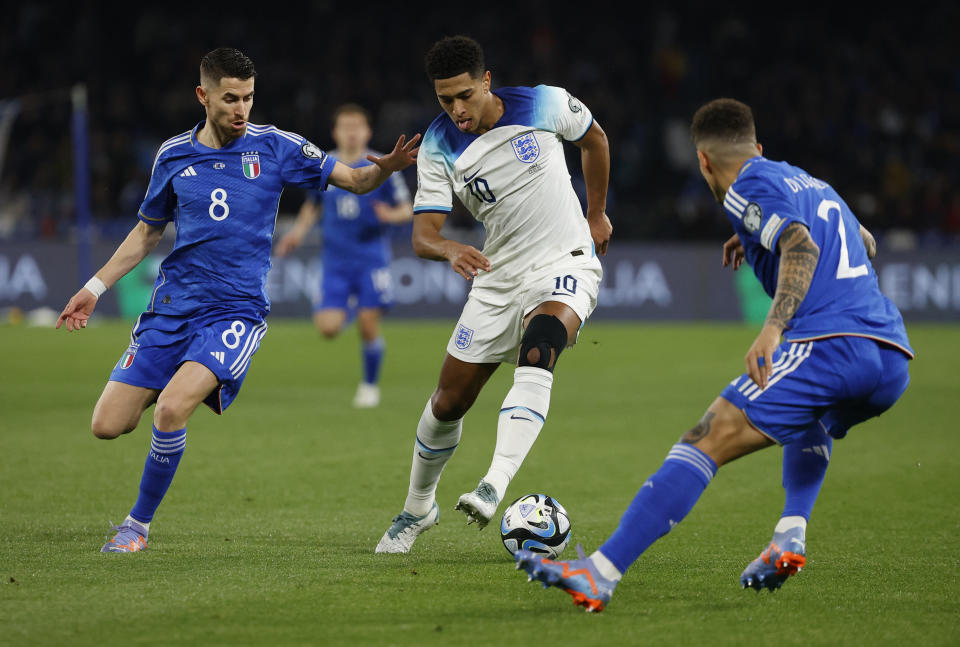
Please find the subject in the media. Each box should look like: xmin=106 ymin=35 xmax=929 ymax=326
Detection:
xmin=56 ymin=48 xmax=419 ymax=553
xmin=376 ymin=36 xmax=613 ymax=553
xmin=515 ymin=98 xmax=913 ymax=611
xmin=276 ymin=104 xmax=413 ymax=408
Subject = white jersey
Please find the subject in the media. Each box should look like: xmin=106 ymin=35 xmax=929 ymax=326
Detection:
xmin=414 ymin=85 xmax=599 ymax=294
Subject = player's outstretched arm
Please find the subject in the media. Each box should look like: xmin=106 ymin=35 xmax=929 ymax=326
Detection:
xmin=573 ymin=121 xmax=613 ymax=255
xmin=412 ymin=210 xmax=490 ymax=281
xmin=56 ymin=220 xmax=166 ymax=332
xmin=329 ymin=134 xmax=420 ymax=195
xmin=744 ymin=222 xmax=820 ymax=388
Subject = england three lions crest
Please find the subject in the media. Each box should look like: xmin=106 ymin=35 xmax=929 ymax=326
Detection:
xmin=454 ymin=324 xmax=474 ymax=350
xmin=511 ymin=132 xmax=540 ymax=164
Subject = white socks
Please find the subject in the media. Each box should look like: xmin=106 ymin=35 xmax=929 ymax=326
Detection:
xmin=590 ymin=550 xmax=624 ymax=582
xmin=775 ymin=515 xmax=807 ymax=535
xmin=483 ymin=367 xmax=554 ymax=500
xmin=404 ymin=400 xmax=462 ymax=516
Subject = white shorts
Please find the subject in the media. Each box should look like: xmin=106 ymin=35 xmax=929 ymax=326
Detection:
xmin=446 ymin=256 xmax=602 ymax=364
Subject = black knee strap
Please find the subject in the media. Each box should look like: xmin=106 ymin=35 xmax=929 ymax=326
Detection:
xmin=518 ymin=314 xmax=568 ymax=372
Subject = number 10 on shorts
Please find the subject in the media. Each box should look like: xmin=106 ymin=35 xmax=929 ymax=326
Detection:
xmin=552 ymin=275 xmax=578 ymax=296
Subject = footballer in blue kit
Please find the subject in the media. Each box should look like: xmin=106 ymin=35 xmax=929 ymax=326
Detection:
xmin=515 ymin=98 xmax=913 ymax=612
xmin=277 ymin=104 xmax=413 ymax=408
xmin=56 ymin=48 xmax=419 ymax=553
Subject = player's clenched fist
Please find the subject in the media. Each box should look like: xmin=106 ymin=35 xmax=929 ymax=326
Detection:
xmin=588 ymin=212 xmax=613 ymax=256
xmin=722 ymin=233 xmax=745 ymax=270
xmin=56 ymin=288 xmax=99 ymax=332
xmin=445 ymin=241 xmax=491 ymax=281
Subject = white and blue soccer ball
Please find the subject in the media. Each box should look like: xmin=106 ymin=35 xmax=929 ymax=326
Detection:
xmin=500 ymin=493 xmax=571 ymax=559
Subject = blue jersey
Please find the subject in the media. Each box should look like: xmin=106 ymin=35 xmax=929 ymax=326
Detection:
xmin=139 ymin=121 xmax=337 ymax=317
xmin=308 ymin=152 xmax=410 ymax=266
xmin=724 ymin=156 xmax=912 ymax=356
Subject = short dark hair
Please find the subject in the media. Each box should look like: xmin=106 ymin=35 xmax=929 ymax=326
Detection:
xmin=332 ymin=103 xmax=371 ymax=127
xmin=425 ymin=35 xmax=485 ymax=81
xmin=690 ymin=98 xmax=756 ymax=147
xmin=200 ymin=47 xmax=257 ymax=85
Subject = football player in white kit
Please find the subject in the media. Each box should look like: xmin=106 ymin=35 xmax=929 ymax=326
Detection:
xmin=376 ymin=36 xmax=612 ymax=553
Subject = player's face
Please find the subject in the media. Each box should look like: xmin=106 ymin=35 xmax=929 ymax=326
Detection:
xmin=332 ymin=113 xmax=372 ymax=153
xmin=198 ymin=77 xmax=255 ymax=140
xmin=434 ymin=71 xmax=492 ymax=134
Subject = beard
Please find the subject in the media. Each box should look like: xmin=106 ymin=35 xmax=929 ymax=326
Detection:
xmin=711 ymin=182 xmax=726 ymax=204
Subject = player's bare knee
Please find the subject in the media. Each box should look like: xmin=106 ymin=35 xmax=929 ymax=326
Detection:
xmin=91 ymin=415 xmax=134 ymax=439
xmin=518 ymin=315 xmax=568 ymax=372
xmin=153 ymin=397 xmax=188 ymax=432
xmin=430 ymin=389 xmax=470 ymax=421
xmin=318 ymin=325 xmax=339 ymax=340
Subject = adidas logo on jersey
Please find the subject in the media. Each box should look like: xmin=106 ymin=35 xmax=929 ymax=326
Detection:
xmin=210 ymin=351 xmax=225 ymax=364
xmin=179 ymin=166 xmax=198 ymax=177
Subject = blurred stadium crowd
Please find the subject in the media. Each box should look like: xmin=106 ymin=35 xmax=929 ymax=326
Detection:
xmin=1 ymin=3 xmax=958 ymax=245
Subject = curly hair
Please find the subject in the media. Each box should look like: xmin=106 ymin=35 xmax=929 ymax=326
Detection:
xmin=690 ymin=98 xmax=756 ymax=146
xmin=425 ymin=35 xmax=485 ymax=80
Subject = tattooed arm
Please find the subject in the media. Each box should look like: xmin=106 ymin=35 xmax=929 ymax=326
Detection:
xmin=744 ymin=222 xmax=820 ymax=389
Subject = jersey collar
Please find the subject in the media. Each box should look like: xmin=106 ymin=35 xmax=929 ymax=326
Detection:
xmin=737 ymin=155 xmax=766 ymax=178
xmin=190 ymin=120 xmax=248 ymax=152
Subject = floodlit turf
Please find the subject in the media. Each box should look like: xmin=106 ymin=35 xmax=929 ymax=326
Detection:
xmin=1 ymin=320 xmax=957 ymax=646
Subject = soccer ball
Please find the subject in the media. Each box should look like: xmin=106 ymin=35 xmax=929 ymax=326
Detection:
xmin=500 ymin=493 xmax=571 ymax=559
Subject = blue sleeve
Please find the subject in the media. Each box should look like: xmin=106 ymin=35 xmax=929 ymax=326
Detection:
xmin=281 ymin=138 xmax=337 ymax=191
xmin=138 ymin=155 xmax=176 ymax=225
xmin=726 ymin=175 xmax=805 ymax=253
xmin=380 ymin=170 xmax=412 ymax=206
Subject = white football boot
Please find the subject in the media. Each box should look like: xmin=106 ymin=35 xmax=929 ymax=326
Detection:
xmin=455 ymin=479 xmax=500 ymax=529
xmin=352 ymin=382 xmax=380 ymax=408
xmin=375 ymin=502 xmax=439 ymax=554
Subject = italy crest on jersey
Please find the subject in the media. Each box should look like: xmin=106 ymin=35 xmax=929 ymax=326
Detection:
xmin=241 ymin=153 xmax=261 ymax=179
xmin=511 ymin=132 xmax=540 ymax=163
xmin=455 ymin=324 xmax=474 ymax=350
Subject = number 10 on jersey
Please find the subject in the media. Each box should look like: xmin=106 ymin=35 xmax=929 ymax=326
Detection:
xmin=466 ymin=176 xmax=496 ymax=204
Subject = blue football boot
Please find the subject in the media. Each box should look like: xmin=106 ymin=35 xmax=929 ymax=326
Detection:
xmin=515 ymin=544 xmax=617 ymax=612
xmin=740 ymin=526 xmax=807 ymax=591
xmin=101 ymin=518 xmax=149 ymax=553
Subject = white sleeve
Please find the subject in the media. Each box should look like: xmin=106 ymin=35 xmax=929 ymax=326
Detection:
xmin=413 ymin=145 xmax=452 ymax=214
xmin=536 ymin=85 xmax=594 ymax=142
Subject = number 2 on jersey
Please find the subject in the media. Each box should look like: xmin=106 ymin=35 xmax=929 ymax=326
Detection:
xmin=816 ymin=199 xmax=867 ymax=279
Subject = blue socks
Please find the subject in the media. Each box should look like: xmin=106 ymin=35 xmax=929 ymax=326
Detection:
xmin=599 ymin=443 xmax=717 ymax=574
xmin=362 ymin=337 xmax=385 ymax=385
xmin=129 ymin=425 xmax=186 ymax=524
xmin=781 ymin=429 xmax=832 ymax=519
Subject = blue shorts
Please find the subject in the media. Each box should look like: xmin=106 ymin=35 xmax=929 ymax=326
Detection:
xmin=315 ymin=261 xmax=394 ymax=312
xmin=721 ymin=335 xmax=910 ymax=444
xmin=108 ymin=310 xmax=268 ymax=414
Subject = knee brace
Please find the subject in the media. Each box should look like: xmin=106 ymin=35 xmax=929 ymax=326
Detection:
xmin=518 ymin=314 xmax=568 ymax=372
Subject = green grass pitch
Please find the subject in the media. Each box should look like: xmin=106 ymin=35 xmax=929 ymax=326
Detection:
xmin=1 ymin=320 xmax=957 ymax=645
